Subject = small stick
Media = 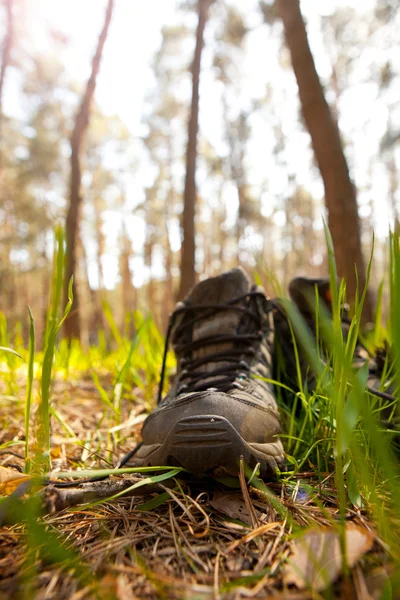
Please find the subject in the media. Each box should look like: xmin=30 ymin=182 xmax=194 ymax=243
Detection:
xmin=42 ymin=478 xmax=164 ymax=513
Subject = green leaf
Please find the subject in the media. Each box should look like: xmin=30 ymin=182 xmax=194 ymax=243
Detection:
xmin=92 ymin=370 xmax=117 ymax=413
xmin=339 ymin=363 xmax=369 ymax=455
xmin=49 ymin=466 xmax=186 ymax=479
xmin=346 ymin=459 xmax=363 ymax=508
xmin=24 ymin=307 xmax=35 ymax=472
xmin=135 ymin=492 xmax=171 ymax=512
xmin=83 ymin=468 xmax=182 ymax=507
xmin=102 ymin=300 xmax=122 ymax=346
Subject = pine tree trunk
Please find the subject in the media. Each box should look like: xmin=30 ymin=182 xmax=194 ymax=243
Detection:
xmin=64 ymin=0 xmax=114 ymax=340
xmin=217 ymin=185 xmax=227 ymax=270
xmin=164 ymin=149 xmax=175 ymax=328
xmin=94 ymin=197 xmax=105 ymax=290
xmin=236 ymin=183 xmax=248 ymax=253
xmin=277 ymin=0 xmax=373 ymax=321
xmin=0 ymin=0 xmax=13 ymax=169
xmin=178 ymin=0 xmax=210 ymax=299
xmin=120 ymin=226 xmax=136 ymax=336
xmin=92 ymin=195 xmax=106 ymax=333
xmin=163 ymin=180 xmax=174 ymax=332
xmin=0 ymin=0 xmax=13 ymax=121
xmin=77 ymin=236 xmax=91 ymax=350
xmin=163 ymin=222 xmax=174 ymax=332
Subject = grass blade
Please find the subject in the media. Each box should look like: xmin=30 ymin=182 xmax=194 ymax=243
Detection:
xmin=24 ymin=308 xmax=35 ymax=473
xmin=0 ymin=346 xmax=22 ymax=359
xmin=37 ymin=277 xmax=73 ymax=474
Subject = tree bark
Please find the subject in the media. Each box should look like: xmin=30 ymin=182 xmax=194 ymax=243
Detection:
xmin=277 ymin=0 xmax=373 ymax=321
xmin=163 ymin=184 xmax=174 ymax=332
xmin=120 ymin=224 xmax=136 ymax=335
xmin=178 ymin=0 xmax=211 ymax=299
xmin=64 ymin=0 xmax=114 ymax=340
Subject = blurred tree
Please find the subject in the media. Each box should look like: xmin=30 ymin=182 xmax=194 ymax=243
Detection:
xmin=320 ymin=1 xmax=400 ymax=279
xmin=0 ymin=52 xmax=68 ymax=334
xmin=179 ymin=0 xmax=212 ymax=299
xmin=197 ymin=141 xmax=230 ymax=275
xmin=1 ymin=0 xmax=398 ymax=341
xmin=375 ymin=2 xmax=400 ymax=228
xmin=277 ymin=0 xmax=373 ymax=321
xmin=64 ymin=0 xmax=114 ymax=341
xmin=213 ymin=3 xmax=251 ymax=252
xmin=0 ymin=0 xmax=15 ymax=314
xmin=141 ymin=23 xmax=189 ymax=322
xmin=119 ymin=221 xmax=136 ymax=334
xmin=282 ymin=184 xmax=321 ymax=286
xmin=83 ymin=106 xmax=132 ymax=334
xmin=0 ymin=0 xmax=13 ymax=167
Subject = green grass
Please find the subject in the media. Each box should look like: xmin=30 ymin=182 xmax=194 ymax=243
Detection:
xmin=275 ymin=227 xmax=400 ymax=563
xmin=24 ymin=308 xmax=35 ymax=473
xmin=0 ymin=228 xmax=179 ymax=597
xmin=0 ymin=225 xmax=400 ymax=597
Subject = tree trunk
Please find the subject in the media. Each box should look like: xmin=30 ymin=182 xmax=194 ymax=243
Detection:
xmin=277 ymin=0 xmax=373 ymax=321
xmin=120 ymin=225 xmax=136 ymax=336
xmin=77 ymin=236 xmax=91 ymax=350
xmin=0 ymin=0 xmax=13 ymax=169
xmin=64 ymin=0 xmax=114 ymax=340
xmin=163 ymin=220 xmax=174 ymax=332
xmin=217 ymin=186 xmax=227 ymax=270
xmin=236 ymin=183 xmax=248 ymax=253
xmin=178 ymin=0 xmax=210 ymax=299
xmin=94 ymin=197 xmax=105 ymax=290
xmin=163 ymin=180 xmax=175 ymax=332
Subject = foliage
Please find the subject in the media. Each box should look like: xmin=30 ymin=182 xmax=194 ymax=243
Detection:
xmin=1 ymin=228 xmax=400 ymax=596
xmin=1 ymin=1 xmax=400 ymax=595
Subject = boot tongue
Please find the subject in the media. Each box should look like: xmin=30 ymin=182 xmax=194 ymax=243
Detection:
xmin=184 ymin=268 xmax=251 ymax=364
xmin=289 ymin=277 xmax=332 ymax=315
xmin=188 ymin=267 xmax=250 ymax=308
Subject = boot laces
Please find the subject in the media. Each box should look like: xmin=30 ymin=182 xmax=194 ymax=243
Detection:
xmin=157 ymin=289 xmax=272 ymax=404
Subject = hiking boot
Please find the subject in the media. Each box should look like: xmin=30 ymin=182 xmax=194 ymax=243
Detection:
xmin=131 ymin=268 xmax=285 ymax=478
xmin=273 ymin=276 xmax=395 ymax=405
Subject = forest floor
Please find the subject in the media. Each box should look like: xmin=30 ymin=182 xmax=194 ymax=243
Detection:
xmin=0 ymin=370 xmax=395 ymax=600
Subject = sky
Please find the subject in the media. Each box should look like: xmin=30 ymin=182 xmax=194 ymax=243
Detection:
xmin=6 ymin=0 xmax=399 ymax=288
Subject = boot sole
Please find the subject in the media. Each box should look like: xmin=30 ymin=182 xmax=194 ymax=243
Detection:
xmin=133 ymin=414 xmax=285 ymax=478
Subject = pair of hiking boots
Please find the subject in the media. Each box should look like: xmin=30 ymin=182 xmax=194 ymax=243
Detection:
xmin=128 ymin=268 xmax=392 ymax=478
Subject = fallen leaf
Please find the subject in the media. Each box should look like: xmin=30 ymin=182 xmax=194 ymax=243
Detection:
xmin=50 ymin=446 xmax=62 ymax=459
xmin=116 ymin=574 xmax=140 ymax=600
xmin=99 ymin=574 xmax=117 ymax=598
xmin=210 ymin=491 xmax=253 ymax=525
xmin=0 ymin=477 xmax=31 ymax=496
xmin=0 ymin=465 xmax=29 ymax=484
xmin=283 ymin=523 xmax=374 ymax=592
xmin=0 ymin=465 xmax=31 ymax=495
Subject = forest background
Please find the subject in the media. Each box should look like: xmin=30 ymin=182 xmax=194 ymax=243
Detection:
xmin=1 ymin=0 xmax=399 ymax=346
